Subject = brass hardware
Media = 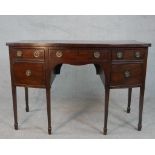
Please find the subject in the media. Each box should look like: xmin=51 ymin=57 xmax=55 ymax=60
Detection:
xmin=135 ymin=51 xmax=141 ymax=58
xmin=94 ymin=51 xmax=100 ymax=58
xmin=56 ymin=51 xmax=63 ymax=58
xmin=16 ymin=50 xmax=22 ymax=57
xmin=34 ymin=50 xmax=40 ymax=58
xmin=25 ymin=70 xmax=32 ymax=77
xmin=117 ymin=52 xmax=123 ymax=59
xmin=124 ymin=71 xmax=131 ymax=78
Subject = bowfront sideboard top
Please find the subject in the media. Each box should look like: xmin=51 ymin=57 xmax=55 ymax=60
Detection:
xmin=6 ymin=40 xmax=151 ymax=47
xmin=6 ymin=40 xmax=151 ymax=135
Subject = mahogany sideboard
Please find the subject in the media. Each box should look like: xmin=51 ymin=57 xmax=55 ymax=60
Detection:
xmin=6 ymin=40 xmax=151 ymax=135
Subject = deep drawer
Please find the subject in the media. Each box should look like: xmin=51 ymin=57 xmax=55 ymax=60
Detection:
xmin=111 ymin=63 xmax=143 ymax=86
xmin=13 ymin=62 xmax=45 ymax=87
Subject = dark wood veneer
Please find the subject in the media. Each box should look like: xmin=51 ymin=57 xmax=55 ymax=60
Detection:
xmin=112 ymin=48 xmax=146 ymax=61
xmin=7 ymin=40 xmax=151 ymax=135
xmin=111 ymin=63 xmax=143 ymax=86
xmin=13 ymin=62 xmax=45 ymax=87
xmin=12 ymin=48 xmax=45 ymax=61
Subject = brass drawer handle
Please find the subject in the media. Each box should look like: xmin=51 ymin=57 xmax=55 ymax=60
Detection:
xmin=124 ymin=71 xmax=131 ymax=78
xmin=94 ymin=51 xmax=100 ymax=58
xmin=25 ymin=70 xmax=32 ymax=77
xmin=16 ymin=50 xmax=23 ymax=57
xmin=56 ymin=51 xmax=63 ymax=58
xmin=34 ymin=50 xmax=40 ymax=58
xmin=117 ymin=52 xmax=123 ymax=59
xmin=135 ymin=51 xmax=141 ymax=59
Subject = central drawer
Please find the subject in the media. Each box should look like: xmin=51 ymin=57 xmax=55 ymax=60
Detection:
xmin=13 ymin=62 xmax=45 ymax=87
xmin=50 ymin=48 xmax=110 ymax=62
xmin=78 ymin=48 xmax=110 ymax=61
xmin=50 ymin=48 xmax=78 ymax=62
xmin=111 ymin=63 xmax=143 ymax=87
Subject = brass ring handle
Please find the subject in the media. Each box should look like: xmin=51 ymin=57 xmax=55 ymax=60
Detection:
xmin=16 ymin=50 xmax=23 ymax=57
xmin=135 ymin=51 xmax=141 ymax=59
xmin=124 ymin=71 xmax=131 ymax=78
xmin=34 ymin=50 xmax=40 ymax=58
xmin=94 ymin=51 xmax=100 ymax=59
xmin=56 ymin=51 xmax=63 ymax=58
xmin=117 ymin=52 xmax=123 ymax=59
xmin=25 ymin=70 xmax=32 ymax=77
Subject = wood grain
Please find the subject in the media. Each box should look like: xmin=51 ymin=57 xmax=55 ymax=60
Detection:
xmin=7 ymin=40 xmax=151 ymax=135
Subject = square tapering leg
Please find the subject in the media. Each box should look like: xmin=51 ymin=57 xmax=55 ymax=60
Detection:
xmin=127 ymin=88 xmax=132 ymax=113
xmin=103 ymin=88 xmax=110 ymax=135
xmin=11 ymin=85 xmax=18 ymax=130
xmin=25 ymin=87 xmax=29 ymax=112
xmin=138 ymin=86 xmax=145 ymax=131
xmin=46 ymin=88 xmax=52 ymax=135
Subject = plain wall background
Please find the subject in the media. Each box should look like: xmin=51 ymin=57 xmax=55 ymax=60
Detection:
xmin=0 ymin=15 xmax=155 ymax=138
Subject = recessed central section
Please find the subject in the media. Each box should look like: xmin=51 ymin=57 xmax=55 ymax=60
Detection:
xmin=53 ymin=64 xmax=102 ymax=75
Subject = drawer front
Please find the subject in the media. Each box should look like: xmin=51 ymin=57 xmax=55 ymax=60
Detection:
xmin=78 ymin=48 xmax=110 ymax=61
xmin=50 ymin=48 xmax=110 ymax=62
xmin=12 ymin=48 xmax=45 ymax=60
xmin=112 ymin=48 xmax=145 ymax=61
xmin=111 ymin=64 xmax=143 ymax=86
xmin=13 ymin=62 xmax=45 ymax=86
xmin=50 ymin=48 xmax=78 ymax=61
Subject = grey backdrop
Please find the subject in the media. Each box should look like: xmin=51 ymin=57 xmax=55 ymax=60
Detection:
xmin=0 ymin=16 xmax=155 ymax=138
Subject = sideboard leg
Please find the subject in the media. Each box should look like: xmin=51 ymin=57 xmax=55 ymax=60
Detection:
xmin=138 ymin=86 xmax=145 ymax=131
xmin=46 ymin=87 xmax=52 ymax=135
xmin=103 ymin=88 xmax=110 ymax=135
xmin=25 ymin=87 xmax=29 ymax=112
xmin=127 ymin=88 xmax=132 ymax=113
xmin=12 ymin=85 xmax=18 ymax=130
